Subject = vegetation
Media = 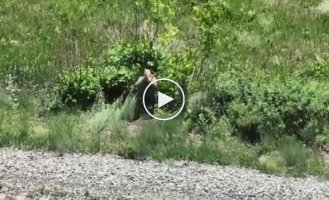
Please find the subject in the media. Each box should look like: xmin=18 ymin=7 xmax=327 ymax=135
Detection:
xmin=0 ymin=0 xmax=329 ymax=178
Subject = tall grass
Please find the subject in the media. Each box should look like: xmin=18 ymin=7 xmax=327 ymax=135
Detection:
xmin=120 ymin=95 xmax=137 ymax=122
xmin=277 ymin=136 xmax=311 ymax=176
xmin=48 ymin=114 xmax=79 ymax=152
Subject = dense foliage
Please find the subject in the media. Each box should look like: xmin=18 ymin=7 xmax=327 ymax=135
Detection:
xmin=0 ymin=0 xmax=329 ymax=177
xmin=58 ymin=68 xmax=100 ymax=110
xmin=202 ymin=72 xmax=329 ymax=147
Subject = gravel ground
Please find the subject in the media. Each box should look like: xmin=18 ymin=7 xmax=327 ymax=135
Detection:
xmin=1 ymin=148 xmax=329 ymax=200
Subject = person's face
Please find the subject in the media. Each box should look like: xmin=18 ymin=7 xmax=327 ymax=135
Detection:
xmin=144 ymin=68 xmax=154 ymax=76
xmin=144 ymin=68 xmax=155 ymax=81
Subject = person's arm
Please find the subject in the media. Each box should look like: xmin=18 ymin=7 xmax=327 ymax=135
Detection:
xmin=135 ymin=76 xmax=144 ymax=86
xmin=128 ymin=76 xmax=144 ymax=96
xmin=150 ymin=76 xmax=157 ymax=86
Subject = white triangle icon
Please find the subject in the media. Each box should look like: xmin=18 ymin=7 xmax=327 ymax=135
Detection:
xmin=158 ymin=91 xmax=174 ymax=108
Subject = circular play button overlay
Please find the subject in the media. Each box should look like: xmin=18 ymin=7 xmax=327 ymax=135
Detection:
xmin=142 ymin=78 xmax=185 ymax=121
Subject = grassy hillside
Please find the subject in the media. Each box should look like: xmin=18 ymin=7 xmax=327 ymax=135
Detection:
xmin=1 ymin=0 xmax=329 ymax=178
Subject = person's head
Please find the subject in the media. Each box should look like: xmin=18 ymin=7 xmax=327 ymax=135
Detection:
xmin=144 ymin=68 xmax=156 ymax=75
xmin=144 ymin=68 xmax=156 ymax=81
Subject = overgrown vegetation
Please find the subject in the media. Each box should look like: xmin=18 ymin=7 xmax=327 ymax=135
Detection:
xmin=1 ymin=0 xmax=329 ymax=178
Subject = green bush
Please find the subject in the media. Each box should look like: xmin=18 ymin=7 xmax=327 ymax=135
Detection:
xmin=155 ymin=53 xmax=193 ymax=112
xmin=203 ymin=72 xmax=329 ymax=146
xmin=58 ymin=67 xmax=100 ymax=110
xmin=53 ymin=41 xmax=195 ymax=111
xmin=100 ymin=42 xmax=164 ymax=103
xmin=185 ymin=92 xmax=217 ymax=134
xmin=301 ymin=57 xmax=329 ymax=80
xmin=99 ymin=67 xmax=137 ymax=103
xmin=103 ymin=42 xmax=192 ymax=110
xmin=53 ymin=42 xmax=165 ymax=110
xmin=107 ymin=42 xmax=163 ymax=73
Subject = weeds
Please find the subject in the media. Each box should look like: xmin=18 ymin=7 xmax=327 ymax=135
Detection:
xmin=277 ymin=136 xmax=311 ymax=176
xmin=120 ymin=95 xmax=137 ymax=122
xmin=48 ymin=114 xmax=79 ymax=152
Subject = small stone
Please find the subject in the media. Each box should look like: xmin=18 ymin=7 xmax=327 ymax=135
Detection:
xmin=0 ymin=194 xmax=7 ymax=200
xmin=15 ymin=196 xmax=27 ymax=200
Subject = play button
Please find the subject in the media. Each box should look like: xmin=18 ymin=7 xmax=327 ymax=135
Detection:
xmin=158 ymin=92 xmax=174 ymax=108
xmin=142 ymin=78 xmax=185 ymax=121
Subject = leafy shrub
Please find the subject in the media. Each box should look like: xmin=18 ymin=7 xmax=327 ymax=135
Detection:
xmin=36 ymin=86 xmax=64 ymax=116
xmin=300 ymin=56 xmax=329 ymax=80
xmin=105 ymin=42 xmax=193 ymax=112
xmin=193 ymin=0 xmax=256 ymax=57
xmin=107 ymin=42 xmax=163 ymax=73
xmin=54 ymin=42 xmax=165 ymax=109
xmin=101 ymin=42 xmax=165 ymax=103
xmin=203 ymin=72 xmax=329 ymax=146
xmin=99 ymin=67 xmax=137 ymax=103
xmin=58 ymin=67 xmax=100 ymax=110
xmin=186 ymin=92 xmax=217 ymax=134
xmin=193 ymin=0 xmax=232 ymax=54
xmin=55 ymin=41 xmax=193 ymax=110
xmin=155 ymin=53 xmax=193 ymax=112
